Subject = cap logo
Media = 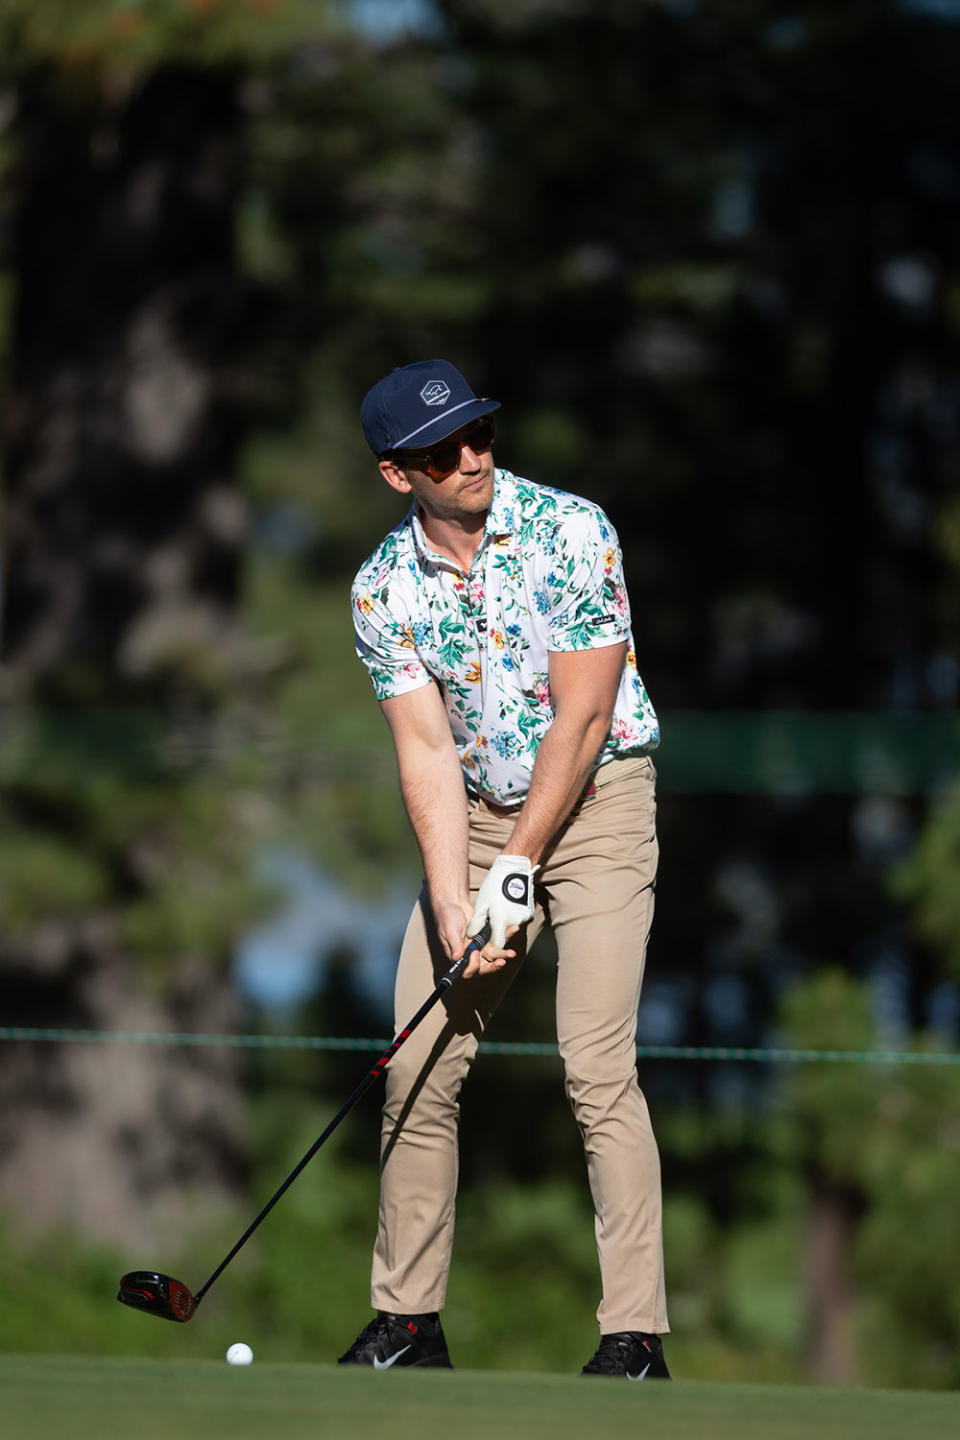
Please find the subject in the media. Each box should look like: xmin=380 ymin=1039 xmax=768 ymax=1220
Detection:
xmin=420 ymin=380 xmax=451 ymax=407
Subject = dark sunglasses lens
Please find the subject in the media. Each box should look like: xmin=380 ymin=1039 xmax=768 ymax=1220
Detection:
xmin=425 ymin=439 xmax=461 ymax=475
xmin=418 ymin=419 xmax=495 ymax=476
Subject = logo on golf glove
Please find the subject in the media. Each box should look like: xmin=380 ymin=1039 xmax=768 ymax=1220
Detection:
xmin=467 ymin=854 xmax=538 ymax=950
xmin=502 ymin=873 xmax=529 ymax=904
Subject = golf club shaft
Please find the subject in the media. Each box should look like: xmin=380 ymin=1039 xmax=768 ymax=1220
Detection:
xmin=193 ymin=922 xmax=493 ymax=1305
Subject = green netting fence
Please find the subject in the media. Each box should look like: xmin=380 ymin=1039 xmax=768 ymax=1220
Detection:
xmin=1 ymin=1028 xmax=958 ymax=1065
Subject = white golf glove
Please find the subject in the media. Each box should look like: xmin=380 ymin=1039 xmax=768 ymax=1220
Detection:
xmin=467 ymin=854 xmax=538 ymax=950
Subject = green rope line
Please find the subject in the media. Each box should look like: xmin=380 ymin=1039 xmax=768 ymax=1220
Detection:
xmin=0 ymin=1027 xmax=958 ymax=1065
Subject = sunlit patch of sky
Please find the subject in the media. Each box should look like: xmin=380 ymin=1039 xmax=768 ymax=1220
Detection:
xmin=234 ymin=849 xmax=412 ymax=1019
xmin=343 ymin=0 xmax=444 ymax=44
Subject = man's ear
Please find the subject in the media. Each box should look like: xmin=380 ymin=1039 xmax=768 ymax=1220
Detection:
xmin=379 ymin=458 xmax=413 ymax=496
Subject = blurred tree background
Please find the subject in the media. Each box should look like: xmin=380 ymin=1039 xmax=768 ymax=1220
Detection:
xmin=1 ymin=0 xmax=960 ymax=1388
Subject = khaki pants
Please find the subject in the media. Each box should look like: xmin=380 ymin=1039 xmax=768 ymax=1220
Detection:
xmin=371 ymin=756 xmax=669 ymax=1336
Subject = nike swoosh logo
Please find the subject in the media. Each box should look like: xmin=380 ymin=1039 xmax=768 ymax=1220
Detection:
xmin=372 ymin=1345 xmax=412 ymax=1370
xmin=627 ymin=1363 xmax=651 ymax=1382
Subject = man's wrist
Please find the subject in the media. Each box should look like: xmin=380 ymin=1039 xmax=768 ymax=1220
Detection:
xmin=429 ymin=890 xmax=470 ymax=916
xmin=502 ymin=832 xmax=543 ymax=866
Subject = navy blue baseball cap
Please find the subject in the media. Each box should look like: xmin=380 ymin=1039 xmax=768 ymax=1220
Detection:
xmin=361 ymin=359 xmax=500 ymax=456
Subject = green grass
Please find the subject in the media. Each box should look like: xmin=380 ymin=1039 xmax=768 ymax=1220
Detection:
xmin=3 ymin=1356 xmax=960 ymax=1440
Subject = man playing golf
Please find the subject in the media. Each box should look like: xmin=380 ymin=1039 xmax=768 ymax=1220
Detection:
xmin=340 ymin=360 xmax=669 ymax=1378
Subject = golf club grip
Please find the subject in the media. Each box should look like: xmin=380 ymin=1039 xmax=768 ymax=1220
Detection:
xmin=192 ymin=921 xmax=493 ymax=1304
xmin=440 ymin=920 xmax=493 ymax=988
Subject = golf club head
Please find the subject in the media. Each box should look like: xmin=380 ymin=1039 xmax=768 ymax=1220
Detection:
xmin=117 ymin=1270 xmax=197 ymax=1323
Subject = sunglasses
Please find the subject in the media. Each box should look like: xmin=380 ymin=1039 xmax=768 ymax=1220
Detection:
xmin=395 ymin=417 xmax=496 ymax=481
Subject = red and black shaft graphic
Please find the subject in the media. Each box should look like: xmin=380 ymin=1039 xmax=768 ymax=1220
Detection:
xmin=369 ymin=1028 xmax=412 ymax=1078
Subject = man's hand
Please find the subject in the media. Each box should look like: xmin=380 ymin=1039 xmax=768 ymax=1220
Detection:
xmin=467 ymin=854 xmax=538 ymax=950
xmin=433 ymin=901 xmax=512 ymax=979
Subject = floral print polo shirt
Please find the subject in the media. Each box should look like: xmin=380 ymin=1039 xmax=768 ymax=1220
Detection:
xmin=352 ymin=468 xmax=659 ymax=806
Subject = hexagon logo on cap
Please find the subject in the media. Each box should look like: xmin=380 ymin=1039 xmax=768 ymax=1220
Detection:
xmin=420 ymin=380 xmax=451 ymax=406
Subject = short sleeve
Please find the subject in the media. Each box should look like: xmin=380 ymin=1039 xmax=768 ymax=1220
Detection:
xmin=352 ymin=580 xmax=432 ymax=701
xmin=547 ymin=505 xmax=632 ymax=651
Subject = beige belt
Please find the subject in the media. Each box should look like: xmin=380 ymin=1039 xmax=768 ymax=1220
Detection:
xmin=583 ymin=753 xmax=653 ymax=797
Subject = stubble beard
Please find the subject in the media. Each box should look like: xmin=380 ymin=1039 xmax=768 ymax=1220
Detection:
xmin=423 ymin=466 xmax=495 ymax=524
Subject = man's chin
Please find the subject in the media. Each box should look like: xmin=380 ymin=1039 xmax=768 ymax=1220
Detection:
xmin=459 ymin=476 xmax=494 ymax=507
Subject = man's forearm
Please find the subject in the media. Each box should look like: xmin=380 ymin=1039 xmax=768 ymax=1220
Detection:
xmin=505 ymin=642 xmax=625 ymax=866
xmin=505 ymin=711 xmax=610 ymax=865
xmin=398 ymin=745 xmax=470 ymax=910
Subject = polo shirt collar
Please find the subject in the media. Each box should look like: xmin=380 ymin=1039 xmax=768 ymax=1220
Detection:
xmin=408 ymin=468 xmax=516 ymax=566
xmin=486 ymin=469 xmax=516 ymax=538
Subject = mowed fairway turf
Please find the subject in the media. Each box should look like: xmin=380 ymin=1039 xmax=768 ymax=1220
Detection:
xmin=4 ymin=1355 xmax=960 ymax=1440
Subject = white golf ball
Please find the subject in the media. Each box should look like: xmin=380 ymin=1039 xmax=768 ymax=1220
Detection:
xmin=225 ymin=1342 xmax=254 ymax=1366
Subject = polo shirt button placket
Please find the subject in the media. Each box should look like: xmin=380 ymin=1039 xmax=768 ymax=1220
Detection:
xmin=460 ymin=567 xmax=485 ymax=635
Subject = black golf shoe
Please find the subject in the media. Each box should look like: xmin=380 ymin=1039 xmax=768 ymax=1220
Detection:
xmin=581 ymin=1331 xmax=670 ymax=1379
xmin=337 ymin=1311 xmax=453 ymax=1369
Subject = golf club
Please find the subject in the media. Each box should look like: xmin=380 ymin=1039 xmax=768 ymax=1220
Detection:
xmin=117 ymin=921 xmax=493 ymax=1322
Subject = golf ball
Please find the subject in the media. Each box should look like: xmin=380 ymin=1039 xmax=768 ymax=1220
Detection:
xmin=226 ymin=1342 xmax=254 ymax=1366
